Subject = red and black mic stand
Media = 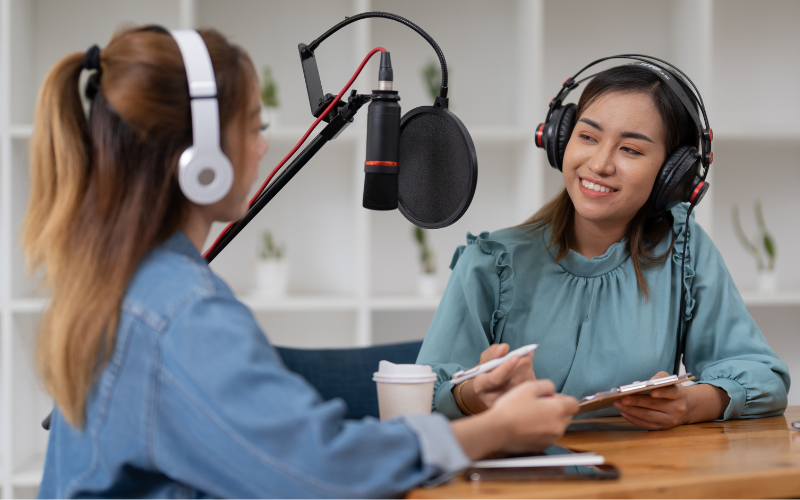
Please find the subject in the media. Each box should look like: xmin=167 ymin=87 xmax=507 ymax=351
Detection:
xmin=204 ymin=91 xmax=371 ymax=263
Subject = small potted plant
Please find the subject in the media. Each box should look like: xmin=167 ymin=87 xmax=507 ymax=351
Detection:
xmin=732 ymin=200 xmax=777 ymax=293
xmin=413 ymin=226 xmax=438 ymax=297
xmin=260 ymin=65 xmax=279 ymax=130
xmin=254 ymin=230 xmax=288 ymax=298
xmin=421 ymin=60 xmax=441 ymax=103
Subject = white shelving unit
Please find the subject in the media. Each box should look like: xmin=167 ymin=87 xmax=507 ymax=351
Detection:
xmin=1 ymin=0 xmax=799 ymax=497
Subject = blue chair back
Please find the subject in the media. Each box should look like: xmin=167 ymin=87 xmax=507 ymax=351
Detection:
xmin=276 ymin=341 xmax=423 ymax=420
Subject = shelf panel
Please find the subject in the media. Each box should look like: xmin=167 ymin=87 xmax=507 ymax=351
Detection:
xmin=267 ymin=125 xmax=532 ymax=145
xmin=10 ymin=295 xmax=447 ymax=313
xmin=12 ymin=453 xmax=43 ymax=487
xmin=7 ymin=124 xmax=535 ymax=146
xmin=238 ymin=294 xmax=359 ymax=312
xmin=267 ymin=126 xmax=359 ymax=144
xmin=712 ymin=130 xmax=800 ymax=142
xmin=740 ymin=291 xmax=800 ymax=307
xmin=370 ymin=295 xmax=441 ymax=311
xmin=469 ymin=127 xmax=532 ymax=144
xmin=9 ymin=124 xmax=32 ymax=139
xmin=10 ymin=298 xmax=47 ymax=313
xmin=5 ymin=124 xmax=358 ymax=143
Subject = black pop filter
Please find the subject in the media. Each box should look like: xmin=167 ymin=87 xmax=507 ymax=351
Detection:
xmin=398 ymin=104 xmax=478 ymax=229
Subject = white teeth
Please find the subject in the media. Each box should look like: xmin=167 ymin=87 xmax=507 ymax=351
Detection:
xmin=581 ymin=178 xmax=616 ymax=193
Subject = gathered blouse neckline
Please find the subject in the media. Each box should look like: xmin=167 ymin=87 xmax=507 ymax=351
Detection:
xmin=541 ymin=227 xmax=630 ymax=278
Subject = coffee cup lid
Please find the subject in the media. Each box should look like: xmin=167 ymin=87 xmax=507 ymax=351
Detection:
xmin=373 ymin=360 xmax=438 ymax=384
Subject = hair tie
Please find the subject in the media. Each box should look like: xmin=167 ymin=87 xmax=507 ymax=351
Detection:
xmin=83 ymin=45 xmax=102 ymax=101
xmin=83 ymin=45 xmax=101 ymax=72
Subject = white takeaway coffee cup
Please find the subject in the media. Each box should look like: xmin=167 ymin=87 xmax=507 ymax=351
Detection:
xmin=372 ymin=361 xmax=438 ymax=421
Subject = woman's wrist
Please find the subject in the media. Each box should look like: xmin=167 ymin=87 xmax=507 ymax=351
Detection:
xmin=684 ymin=383 xmax=731 ymax=424
xmin=450 ymin=409 xmax=508 ymax=461
xmin=452 ymin=379 xmax=488 ymax=415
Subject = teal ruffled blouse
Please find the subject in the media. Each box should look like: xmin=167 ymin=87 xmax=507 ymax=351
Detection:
xmin=417 ymin=205 xmax=790 ymax=420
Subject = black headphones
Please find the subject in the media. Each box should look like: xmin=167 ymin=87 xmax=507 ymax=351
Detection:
xmin=535 ymin=54 xmax=713 ymax=212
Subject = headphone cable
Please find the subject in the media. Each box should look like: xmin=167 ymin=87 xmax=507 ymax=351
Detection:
xmin=673 ymin=206 xmax=693 ymax=375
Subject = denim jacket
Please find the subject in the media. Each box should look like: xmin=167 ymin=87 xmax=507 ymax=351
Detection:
xmin=38 ymin=231 xmax=470 ymax=498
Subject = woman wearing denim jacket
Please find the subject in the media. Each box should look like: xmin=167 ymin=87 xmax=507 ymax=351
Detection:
xmin=26 ymin=26 xmax=578 ymax=498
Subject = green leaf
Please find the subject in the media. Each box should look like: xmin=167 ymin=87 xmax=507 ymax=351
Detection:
xmin=421 ymin=60 xmax=442 ymax=102
xmin=261 ymin=65 xmax=279 ymax=108
xmin=731 ymin=204 xmax=764 ymax=270
xmin=414 ymin=226 xmax=425 ymax=245
xmin=763 ymin=235 xmax=775 ymax=259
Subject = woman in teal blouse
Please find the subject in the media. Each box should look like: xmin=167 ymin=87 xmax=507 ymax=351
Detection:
xmin=417 ymin=63 xmax=790 ymax=430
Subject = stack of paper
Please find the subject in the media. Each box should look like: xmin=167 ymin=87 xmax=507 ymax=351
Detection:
xmin=471 ymin=452 xmax=605 ymax=468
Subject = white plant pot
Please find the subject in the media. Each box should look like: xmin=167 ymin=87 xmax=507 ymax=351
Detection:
xmin=261 ymin=107 xmax=280 ymax=130
xmin=757 ymin=269 xmax=777 ymax=294
xmin=254 ymin=259 xmax=289 ymax=298
xmin=417 ymin=273 xmax=438 ymax=297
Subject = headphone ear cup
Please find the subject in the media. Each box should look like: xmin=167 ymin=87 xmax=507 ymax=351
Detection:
xmin=543 ymin=104 xmax=574 ymax=170
xmin=652 ymin=145 xmax=701 ymax=211
xmin=178 ymin=147 xmax=235 ymax=205
xmin=553 ymin=103 xmax=576 ymax=171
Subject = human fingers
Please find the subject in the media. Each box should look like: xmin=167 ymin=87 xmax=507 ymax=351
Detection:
xmin=619 ymin=409 xmax=665 ymax=431
xmin=551 ymin=393 xmax=580 ymax=416
xmin=615 ymin=395 xmax=675 ymax=412
xmin=479 ymin=343 xmax=509 ymax=364
xmin=509 ymin=353 xmax=536 ymax=381
xmin=617 ymin=404 xmax=676 ymax=429
xmin=528 ymin=379 xmax=556 ymax=398
xmin=650 ymin=371 xmax=670 ymax=380
xmin=536 ymin=397 xmax=578 ymax=434
xmin=477 ymin=355 xmax=519 ymax=390
xmin=649 ymin=384 xmax=683 ymax=400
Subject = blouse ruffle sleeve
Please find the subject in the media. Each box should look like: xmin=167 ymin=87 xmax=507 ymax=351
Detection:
xmin=672 ymin=208 xmax=697 ymax=321
xmin=416 ymin=231 xmax=516 ymax=419
xmin=676 ymin=205 xmax=790 ymax=420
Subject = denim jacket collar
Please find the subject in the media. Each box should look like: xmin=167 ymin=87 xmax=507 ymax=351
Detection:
xmin=161 ymin=230 xmax=206 ymax=265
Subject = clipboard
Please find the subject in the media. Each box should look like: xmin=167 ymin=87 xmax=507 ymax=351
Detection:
xmin=577 ymin=373 xmax=695 ymax=414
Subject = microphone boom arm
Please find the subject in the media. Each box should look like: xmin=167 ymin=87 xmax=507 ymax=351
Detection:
xmin=204 ymin=91 xmax=370 ymax=263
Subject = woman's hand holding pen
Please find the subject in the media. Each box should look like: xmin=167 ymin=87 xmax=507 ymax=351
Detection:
xmin=453 ymin=343 xmax=536 ymax=415
xmin=614 ymin=371 xmax=731 ymax=430
xmin=451 ymin=380 xmax=579 ymax=460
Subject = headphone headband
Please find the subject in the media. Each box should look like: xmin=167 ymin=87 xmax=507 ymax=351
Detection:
xmin=627 ymin=61 xmax=703 ymax=136
xmin=170 ymin=30 xmax=233 ymax=205
xmin=171 ymin=30 xmax=217 ymax=97
xmin=547 ymin=54 xmax=713 ymax=174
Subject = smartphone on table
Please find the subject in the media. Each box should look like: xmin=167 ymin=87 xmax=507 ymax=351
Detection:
xmin=465 ymin=445 xmax=620 ymax=482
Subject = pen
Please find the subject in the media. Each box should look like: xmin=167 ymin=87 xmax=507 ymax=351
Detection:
xmin=450 ymin=344 xmax=538 ymax=385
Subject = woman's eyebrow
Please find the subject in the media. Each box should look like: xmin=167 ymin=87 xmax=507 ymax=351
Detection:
xmin=579 ymin=117 xmax=603 ymax=131
xmin=620 ymin=131 xmax=654 ymax=143
xmin=579 ymin=117 xmax=654 ymax=143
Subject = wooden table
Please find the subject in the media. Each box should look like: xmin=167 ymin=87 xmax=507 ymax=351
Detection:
xmin=408 ymin=406 xmax=800 ymax=498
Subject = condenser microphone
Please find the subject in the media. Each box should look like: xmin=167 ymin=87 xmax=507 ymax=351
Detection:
xmin=304 ymin=11 xmax=478 ymax=229
xmin=363 ymin=52 xmax=401 ymax=210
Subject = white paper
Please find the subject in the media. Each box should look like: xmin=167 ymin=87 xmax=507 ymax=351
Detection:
xmin=471 ymin=452 xmax=605 ymax=468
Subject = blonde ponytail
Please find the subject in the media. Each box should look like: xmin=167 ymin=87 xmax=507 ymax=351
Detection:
xmin=24 ymin=52 xmax=90 ymax=284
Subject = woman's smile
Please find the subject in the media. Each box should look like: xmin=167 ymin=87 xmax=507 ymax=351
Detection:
xmin=579 ymin=176 xmax=618 ymax=197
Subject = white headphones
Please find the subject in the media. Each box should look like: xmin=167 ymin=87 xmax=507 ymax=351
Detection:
xmin=171 ymin=30 xmax=234 ymax=205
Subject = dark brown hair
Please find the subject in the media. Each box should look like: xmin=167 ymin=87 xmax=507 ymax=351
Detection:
xmin=521 ymin=65 xmax=700 ymax=298
xmin=23 ymin=25 xmax=257 ymax=427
